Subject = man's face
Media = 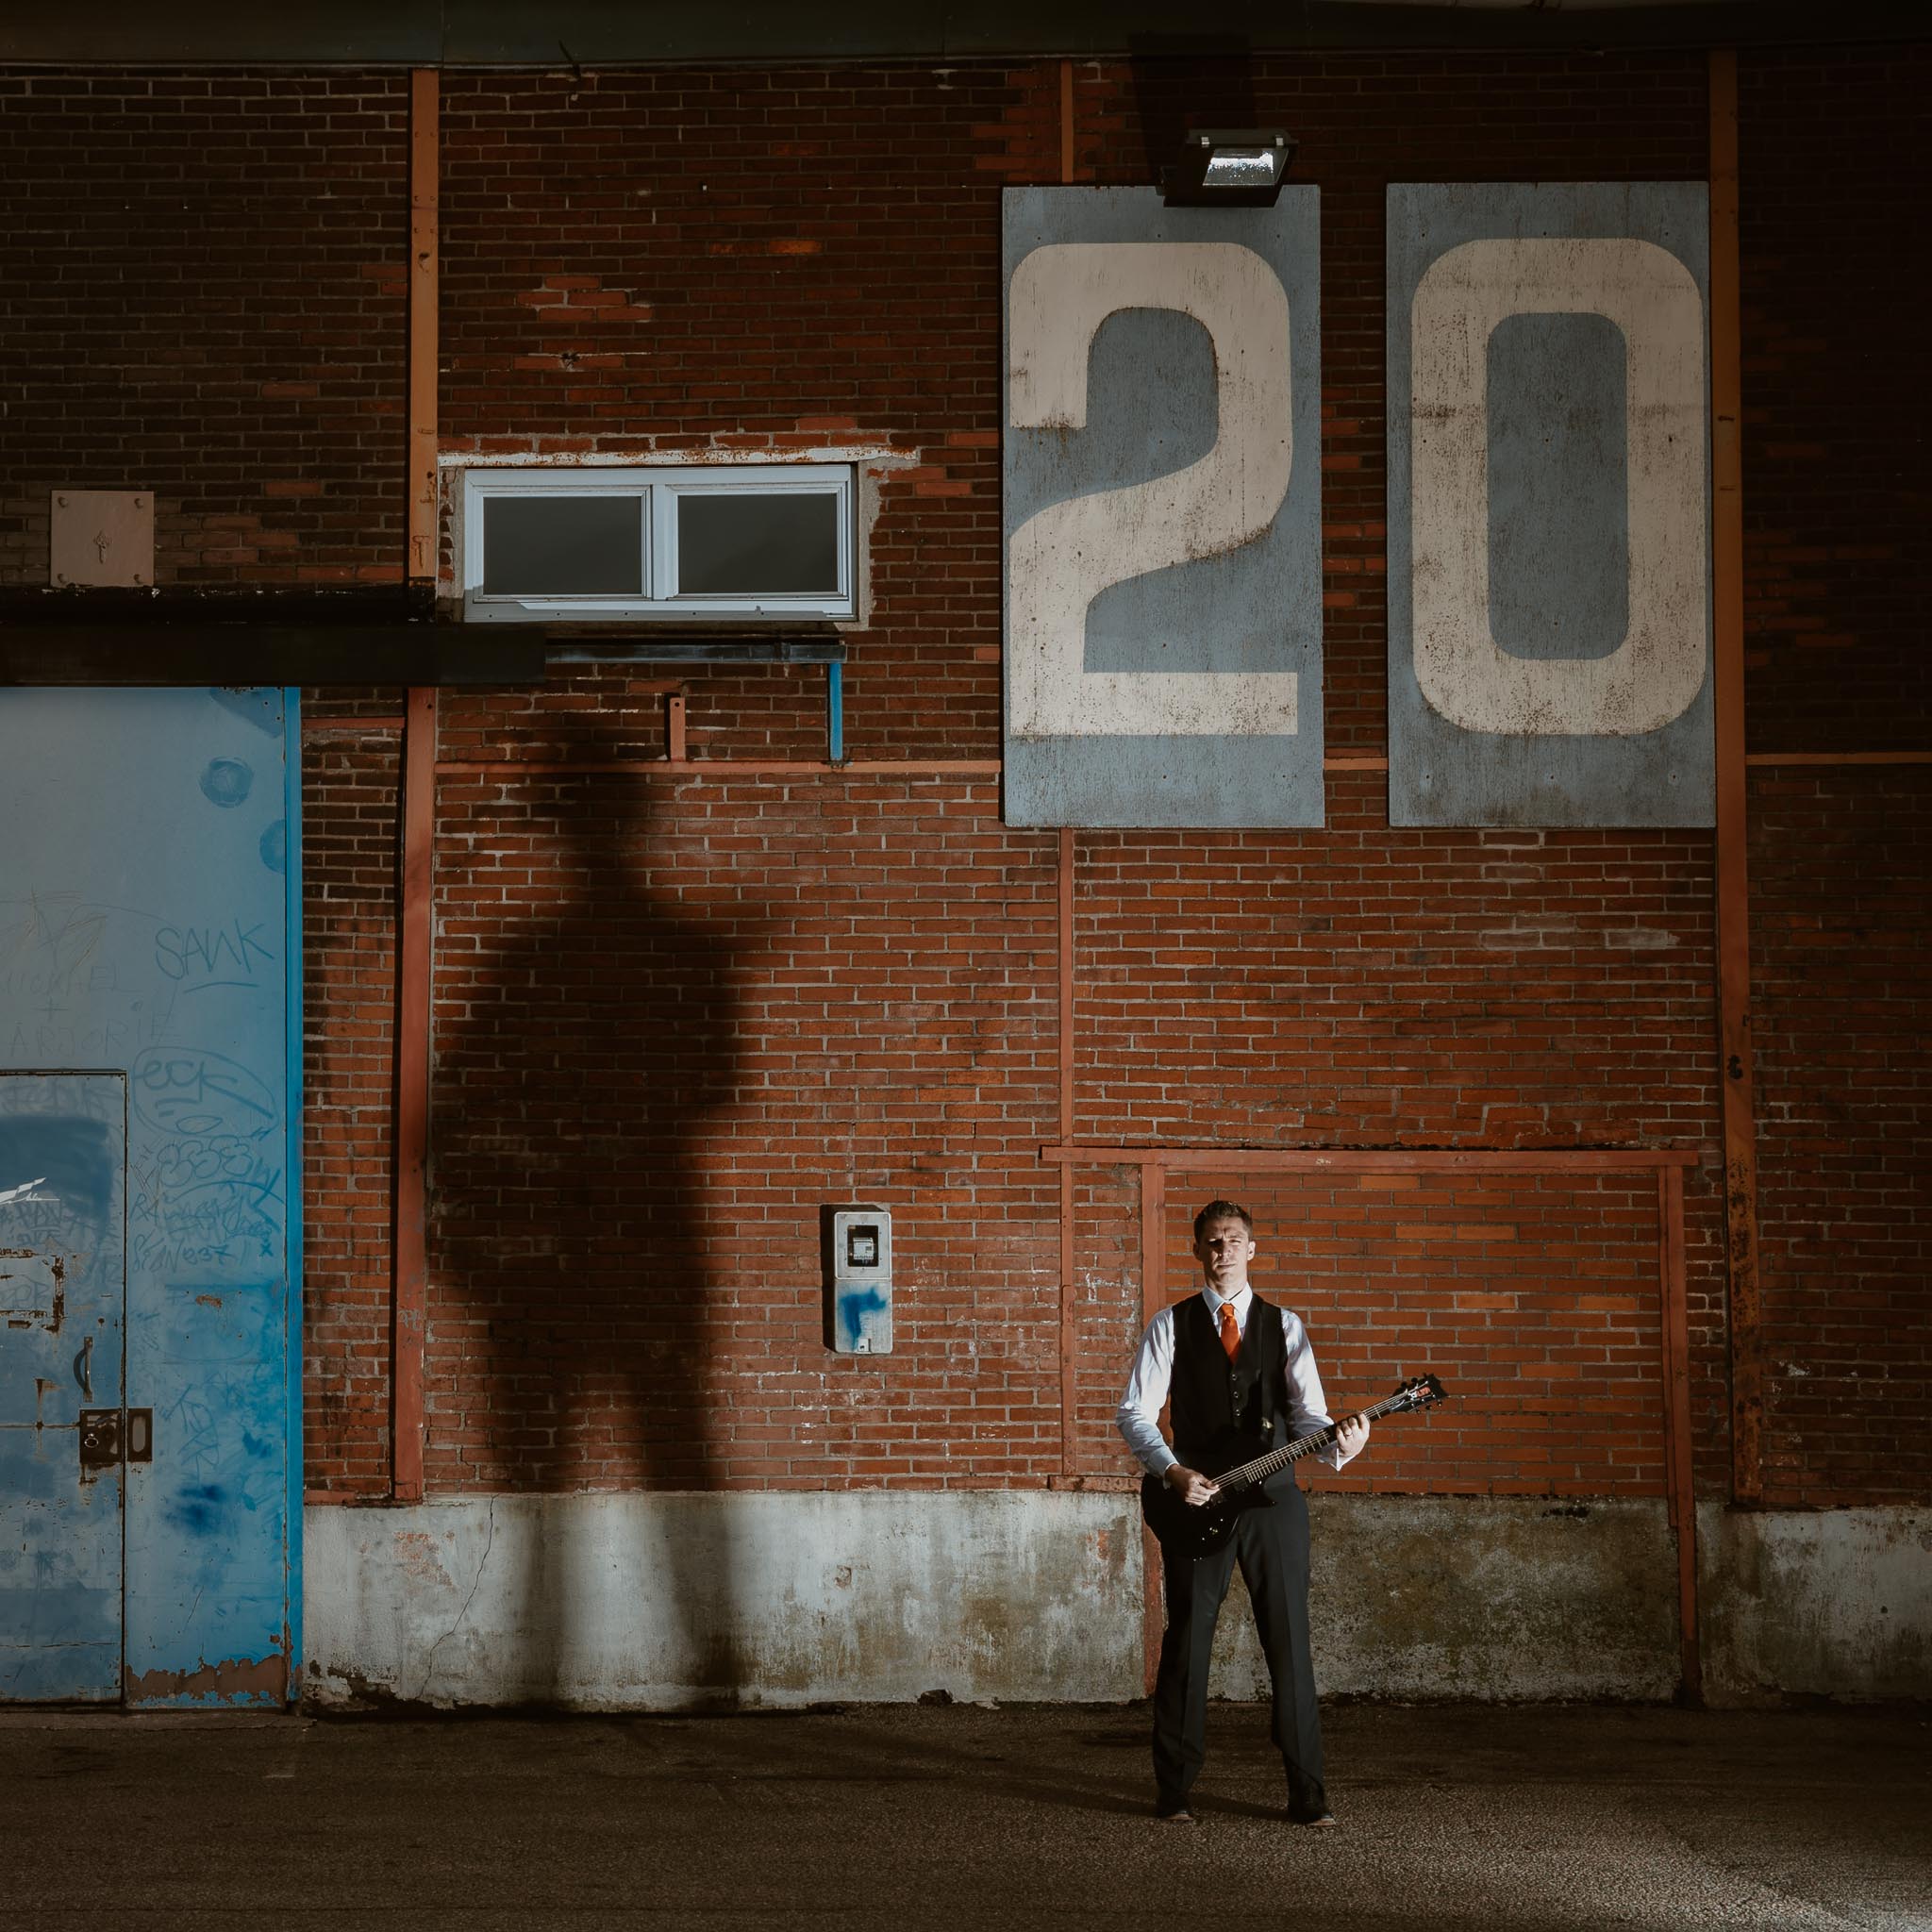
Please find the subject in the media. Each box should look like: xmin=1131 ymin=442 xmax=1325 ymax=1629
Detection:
xmin=1193 ymin=1216 xmax=1257 ymax=1293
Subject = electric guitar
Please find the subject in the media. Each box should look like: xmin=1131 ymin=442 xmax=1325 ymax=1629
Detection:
xmin=1140 ymin=1374 xmax=1449 ymax=1560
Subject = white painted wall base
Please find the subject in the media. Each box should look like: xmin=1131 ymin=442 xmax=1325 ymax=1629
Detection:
xmin=304 ymin=1491 xmax=1144 ymax=1710
xmin=304 ymin=1492 xmax=1928 ymax=1711
xmin=304 ymin=1490 xmax=1709 ymax=1711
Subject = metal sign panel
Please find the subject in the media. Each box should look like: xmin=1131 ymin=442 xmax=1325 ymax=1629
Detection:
xmin=1003 ymin=187 xmax=1324 ymax=827
xmin=1387 ymin=183 xmax=1714 ymax=827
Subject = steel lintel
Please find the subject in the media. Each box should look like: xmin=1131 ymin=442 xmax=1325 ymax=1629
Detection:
xmin=0 ymin=625 xmax=547 ymax=688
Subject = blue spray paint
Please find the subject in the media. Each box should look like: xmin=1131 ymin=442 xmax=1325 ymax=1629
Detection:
xmin=198 ymin=759 xmax=255 ymax=808
xmin=840 ymin=1288 xmax=888 ymax=1348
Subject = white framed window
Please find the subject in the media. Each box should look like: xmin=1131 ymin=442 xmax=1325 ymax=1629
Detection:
xmin=462 ymin=464 xmax=855 ymax=622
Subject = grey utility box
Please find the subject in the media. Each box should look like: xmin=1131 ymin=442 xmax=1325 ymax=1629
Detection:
xmin=823 ymin=1205 xmax=892 ymax=1355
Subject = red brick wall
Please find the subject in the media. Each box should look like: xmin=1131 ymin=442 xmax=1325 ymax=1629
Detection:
xmin=0 ymin=74 xmax=408 ymax=587
xmin=1173 ymin=1173 xmax=1668 ymax=1498
xmin=425 ymin=770 xmax=1058 ymax=1489
xmin=1739 ymin=45 xmax=1930 ymax=757
xmin=8 ymin=51 xmax=1910 ymax=1513
xmin=1731 ymin=47 xmax=1932 ymax=1507
xmin=301 ymin=710 xmax=406 ymax=1495
xmin=1750 ymin=770 xmax=1932 ymax=1507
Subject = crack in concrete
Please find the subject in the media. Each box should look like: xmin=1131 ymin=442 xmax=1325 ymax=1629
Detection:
xmin=415 ymin=1500 xmax=495 ymax=1704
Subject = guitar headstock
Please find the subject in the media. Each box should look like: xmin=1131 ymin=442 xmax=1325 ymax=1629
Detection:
xmin=1387 ymin=1373 xmax=1447 ymax=1413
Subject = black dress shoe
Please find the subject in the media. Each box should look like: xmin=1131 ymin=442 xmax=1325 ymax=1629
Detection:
xmin=1287 ymin=1804 xmax=1337 ymax=1827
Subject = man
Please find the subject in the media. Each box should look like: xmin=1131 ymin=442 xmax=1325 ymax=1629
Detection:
xmin=1116 ymin=1198 xmax=1370 ymax=1826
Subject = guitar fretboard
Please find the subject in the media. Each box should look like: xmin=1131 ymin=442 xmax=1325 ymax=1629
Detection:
xmin=1215 ymin=1390 xmax=1414 ymax=1495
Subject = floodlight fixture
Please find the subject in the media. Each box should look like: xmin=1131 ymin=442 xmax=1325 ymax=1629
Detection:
xmin=1162 ymin=128 xmax=1297 ymax=208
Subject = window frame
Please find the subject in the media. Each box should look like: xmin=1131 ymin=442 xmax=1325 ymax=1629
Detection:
xmin=461 ymin=463 xmax=857 ymax=623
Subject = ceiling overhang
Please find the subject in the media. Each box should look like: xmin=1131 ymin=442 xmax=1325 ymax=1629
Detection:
xmin=0 ymin=0 xmax=1920 ymax=67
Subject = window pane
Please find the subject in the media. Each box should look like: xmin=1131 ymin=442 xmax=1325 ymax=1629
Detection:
xmin=676 ymin=492 xmax=841 ymax=597
xmin=482 ymin=496 xmax=642 ymax=596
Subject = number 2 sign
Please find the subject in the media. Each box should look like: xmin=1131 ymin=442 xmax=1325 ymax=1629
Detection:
xmin=1001 ymin=189 xmax=1325 ymax=829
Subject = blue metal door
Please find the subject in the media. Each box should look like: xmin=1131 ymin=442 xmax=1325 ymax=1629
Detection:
xmin=0 ymin=687 xmax=300 ymax=1707
xmin=0 ymin=1074 xmax=126 ymax=1701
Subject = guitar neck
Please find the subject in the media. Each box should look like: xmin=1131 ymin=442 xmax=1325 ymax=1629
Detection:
xmin=1218 ymin=1391 xmax=1410 ymax=1493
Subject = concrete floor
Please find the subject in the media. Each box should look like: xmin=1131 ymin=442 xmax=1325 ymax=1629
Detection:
xmin=0 ymin=1704 xmax=1925 ymax=1930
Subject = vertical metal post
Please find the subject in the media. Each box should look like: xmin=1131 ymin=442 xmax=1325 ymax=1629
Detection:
xmin=826 ymin=660 xmax=844 ymax=765
xmin=1058 ymin=828 xmax=1077 ymax=1475
xmin=408 ymin=71 xmax=440 ymax=585
xmin=1709 ymin=48 xmax=1763 ymax=1506
xmin=1139 ymin=1159 xmax=1166 ymax=1696
xmin=1053 ymin=50 xmax=1082 ymax=1487
xmin=1059 ymin=58 xmax=1075 ymax=184
xmin=283 ymin=688 xmax=305 ymax=1704
xmin=391 ymin=689 xmax=436 ymax=1503
xmin=1659 ymin=1167 xmax=1702 ymax=1701
xmin=391 ymin=70 xmax=441 ymax=1505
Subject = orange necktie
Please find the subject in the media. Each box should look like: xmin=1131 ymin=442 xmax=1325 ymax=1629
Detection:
xmin=1219 ymin=1301 xmax=1241 ymax=1362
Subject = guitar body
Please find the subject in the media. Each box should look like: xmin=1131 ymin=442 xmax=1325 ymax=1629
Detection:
xmin=1140 ymin=1440 xmax=1283 ymax=1562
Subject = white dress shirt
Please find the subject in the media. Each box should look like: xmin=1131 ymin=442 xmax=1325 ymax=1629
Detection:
xmin=1116 ymin=1284 xmax=1348 ymax=1476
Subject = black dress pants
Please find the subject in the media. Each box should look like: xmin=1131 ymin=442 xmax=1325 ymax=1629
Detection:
xmin=1151 ymin=1473 xmax=1325 ymax=1810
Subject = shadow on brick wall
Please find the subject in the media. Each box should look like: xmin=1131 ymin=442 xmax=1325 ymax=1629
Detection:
xmin=430 ymin=732 xmax=759 ymax=1701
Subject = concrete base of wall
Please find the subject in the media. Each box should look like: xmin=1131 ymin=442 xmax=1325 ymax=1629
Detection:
xmin=1288 ymin=1493 xmax=1682 ymax=1701
xmin=1698 ymin=1502 xmax=1930 ymax=1706
xmin=305 ymin=1490 xmax=1695 ymax=1711
xmin=304 ymin=1491 xmax=1145 ymax=1710
xmin=305 ymin=1492 xmax=1928 ymax=1711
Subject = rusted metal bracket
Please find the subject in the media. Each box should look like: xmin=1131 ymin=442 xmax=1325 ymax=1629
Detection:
xmin=1708 ymin=48 xmax=1763 ymax=1507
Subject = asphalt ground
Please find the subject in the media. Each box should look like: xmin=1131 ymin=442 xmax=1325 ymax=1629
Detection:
xmin=0 ymin=1702 xmax=1925 ymax=1931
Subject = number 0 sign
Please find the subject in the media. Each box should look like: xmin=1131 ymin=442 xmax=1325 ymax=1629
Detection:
xmin=1387 ymin=183 xmax=1715 ymax=827
xmin=1001 ymin=190 xmax=1324 ymax=829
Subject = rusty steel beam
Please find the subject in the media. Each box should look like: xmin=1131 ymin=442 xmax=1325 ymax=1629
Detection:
xmin=1058 ymin=58 xmax=1075 ymax=183
xmin=391 ymin=74 xmax=441 ymax=1505
xmin=1052 ymin=65 xmax=1082 ymax=1488
xmin=1744 ymin=750 xmax=1932 ymax=766
xmin=1058 ymin=826 xmax=1079 ymax=1476
xmin=1139 ymin=1159 xmax=1166 ymax=1695
xmin=1709 ymin=48 xmax=1763 ymax=1507
xmin=1042 ymin=1144 xmax=1702 ymax=1172
xmin=391 ymin=686 xmax=437 ymax=1503
xmin=1658 ymin=1166 xmax=1702 ymax=1701
xmin=408 ymin=70 xmax=439 ymax=584
xmin=431 ymin=758 xmax=1002 ymax=776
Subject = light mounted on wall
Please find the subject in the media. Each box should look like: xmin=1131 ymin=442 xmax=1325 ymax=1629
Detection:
xmin=1161 ymin=128 xmax=1296 ymax=208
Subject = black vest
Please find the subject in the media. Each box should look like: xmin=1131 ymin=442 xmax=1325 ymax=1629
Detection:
xmin=1170 ymin=1292 xmax=1288 ymax=1462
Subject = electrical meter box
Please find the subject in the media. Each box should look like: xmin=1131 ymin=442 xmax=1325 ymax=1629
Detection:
xmin=823 ymin=1205 xmax=892 ymax=1355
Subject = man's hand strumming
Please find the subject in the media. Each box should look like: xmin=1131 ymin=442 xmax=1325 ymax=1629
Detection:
xmin=1164 ymin=1464 xmax=1219 ymax=1507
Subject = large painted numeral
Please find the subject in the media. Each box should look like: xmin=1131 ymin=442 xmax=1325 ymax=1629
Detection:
xmin=1007 ymin=242 xmax=1296 ymax=740
xmin=1409 ymin=237 xmax=1707 ymax=737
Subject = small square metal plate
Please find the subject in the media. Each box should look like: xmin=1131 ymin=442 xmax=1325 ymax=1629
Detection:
xmin=51 ymin=490 xmax=154 ymax=587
